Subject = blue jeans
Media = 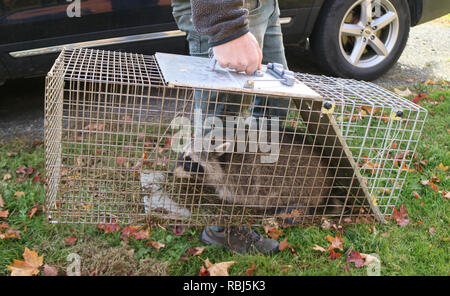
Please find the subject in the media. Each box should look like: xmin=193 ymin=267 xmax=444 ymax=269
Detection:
xmin=172 ymin=0 xmax=288 ymax=125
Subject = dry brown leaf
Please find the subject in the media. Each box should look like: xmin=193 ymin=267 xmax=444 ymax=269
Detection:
xmin=267 ymin=226 xmax=283 ymax=240
xmin=148 ymin=241 xmax=165 ymax=251
xmin=7 ymin=248 xmax=44 ymax=276
xmin=360 ymin=253 xmax=380 ymax=266
xmin=64 ymin=236 xmax=77 ymax=245
xmin=393 ymin=87 xmax=413 ymax=97
xmin=27 ymin=204 xmax=40 ymax=219
xmin=3 ymin=173 xmax=12 ymax=181
xmin=313 ymin=244 xmax=327 ymax=253
xmin=278 ymin=238 xmax=289 ymax=251
xmin=0 ymin=229 xmax=21 ymax=240
xmin=0 ymin=210 xmax=9 ymax=218
xmin=436 ymin=163 xmax=449 ymax=171
xmin=321 ymin=219 xmax=332 ymax=230
xmin=245 ymin=264 xmax=256 ymax=276
xmin=43 ymin=264 xmax=58 ymax=276
xmin=444 ymin=192 xmax=450 ymax=200
xmin=0 ymin=194 xmax=4 ymax=208
xmin=0 ymin=222 xmax=9 ymax=230
xmin=325 ymin=234 xmax=344 ymax=251
xmin=204 ymin=259 xmax=236 ymax=276
xmin=14 ymin=191 xmax=25 ymax=198
xmin=187 ymin=246 xmax=207 ymax=256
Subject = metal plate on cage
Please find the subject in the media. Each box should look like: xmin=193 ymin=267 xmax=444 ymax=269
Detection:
xmin=155 ymin=52 xmax=322 ymax=99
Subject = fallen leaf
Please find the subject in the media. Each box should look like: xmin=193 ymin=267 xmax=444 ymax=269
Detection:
xmin=412 ymin=191 xmax=421 ymax=199
xmin=0 ymin=210 xmax=9 ymax=218
xmin=0 ymin=194 xmax=4 ymax=207
xmin=278 ymin=238 xmax=289 ymax=251
xmin=187 ymin=246 xmax=207 ymax=257
xmin=27 ymin=204 xmax=41 ymax=219
xmin=321 ymin=219 xmax=332 ymax=230
xmin=120 ymin=226 xmax=140 ymax=240
xmin=393 ymin=87 xmax=413 ymax=97
xmin=14 ymin=191 xmax=25 ymax=198
xmin=133 ymin=229 xmax=150 ymax=240
xmin=204 ymin=259 xmax=236 ymax=276
xmin=420 ymin=180 xmax=440 ymax=192
xmin=280 ymin=265 xmax=292 ymax=273
xmin=245 ymin=264 xmax=256 ymax=276
xmin=266 ymin=226 xmax=283 ymax=240
xmin=325 ymin=234 xmax=344 ymax=251
xmin=43 ymin=264 xmax=58 ymax=276
xmin=313 ymin=244 xmax=327 ymax=253
xmin=199 ymin=265 xmax=210 ymax=276
xmin=329 ymin=249 xmax=341 ymax=260
xmin=3 ymin=173 xmax=12 ymax=181
xmin=0 ymin=229 xmax=21 ymax=240
xmin=360 ymin=253 xmax=380 ymax=266
xmin=97 ymin=222 xmax=121 ymax=233
xmin=6 ymin=248 xmax=44 ymax=276
xmin=148 ymin=241 xmax=165 ymax=251
xmin=172 ymin=225 xmax=185 ymax=236
xmin=64 ymin=236 xmax=77 ymax=245
xmin=436 ymin=163 xmax=448 ymax=171
xmin=428 ymin=227 xmax=436 ymax=234
xmin=0 ymin=222 xmax=9 ymax=230
xmin=391 ymin=205 xmax=410 ymax=227
xmin=346 ymin=251 xmax=365 ymax=268
xmin=7 ymin=152 xmax=18 ymax=157
xmin=343 ymin=218 xmax=353 ymax=223
xmin=84 ymin=123 xmax=104 ymax=131
xmin=444 ymin=192 xmax=450 ymax=200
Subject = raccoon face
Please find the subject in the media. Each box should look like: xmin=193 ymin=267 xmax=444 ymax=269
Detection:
xmin=172 ymin=141 xmax=232 ymax=180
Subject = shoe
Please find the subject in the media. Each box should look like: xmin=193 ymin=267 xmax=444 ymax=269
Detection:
xmin=201 ymin=225 xmax=279 ymax=255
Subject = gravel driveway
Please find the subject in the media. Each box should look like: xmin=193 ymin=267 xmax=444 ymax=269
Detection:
xmin=0 ymin=21 xmax=448 ymax=141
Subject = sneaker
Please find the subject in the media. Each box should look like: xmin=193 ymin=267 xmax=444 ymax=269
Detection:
xmin=201 ymin=225 xmax=279 ymax=255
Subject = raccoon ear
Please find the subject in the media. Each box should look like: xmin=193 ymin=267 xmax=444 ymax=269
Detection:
xmin=213 ymin=141 xmax=232 ymax=156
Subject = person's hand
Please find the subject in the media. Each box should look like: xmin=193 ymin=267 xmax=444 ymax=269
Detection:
xmin=212 ymin=32 xmax=262 ymax=75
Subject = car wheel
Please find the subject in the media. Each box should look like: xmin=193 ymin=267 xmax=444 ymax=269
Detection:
xmin=310 ymin=0 xmax=410 ymax=81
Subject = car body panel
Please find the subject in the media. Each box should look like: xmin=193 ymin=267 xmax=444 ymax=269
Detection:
xmin=0 ymin=0 xmax=449 ymax=82
xmin=417 ymin=0 xmax=450 ymax=25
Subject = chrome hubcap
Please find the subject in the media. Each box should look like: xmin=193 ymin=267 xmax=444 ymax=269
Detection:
xmin=339 ymin=0 xmax=399 ymax=68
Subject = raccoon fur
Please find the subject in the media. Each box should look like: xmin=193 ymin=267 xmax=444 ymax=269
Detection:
xmin=172 ymin=128 xmax=342 ymax=216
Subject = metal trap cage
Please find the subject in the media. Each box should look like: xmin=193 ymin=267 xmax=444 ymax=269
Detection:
xmin=44 ymin=48 xmax=427 ymax=226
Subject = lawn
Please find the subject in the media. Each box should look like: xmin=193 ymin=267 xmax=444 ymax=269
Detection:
xmin=0 ymin=82 xmax=448 ymax=276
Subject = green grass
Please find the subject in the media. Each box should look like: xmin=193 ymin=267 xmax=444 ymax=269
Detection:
xmin=0 ymin=82 xmax=449 ymax=276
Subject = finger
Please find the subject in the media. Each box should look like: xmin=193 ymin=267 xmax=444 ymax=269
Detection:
xmin=245 ymin=59 xmax=258 ymax=75
xmin=234 ymin=62 xmax=247 ymax=73
xmin=219 ymin=61 xmax=229 ymax=69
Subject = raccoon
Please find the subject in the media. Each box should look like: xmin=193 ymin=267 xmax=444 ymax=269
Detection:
xmin=172 ymin=128 xmax=340 ymax=216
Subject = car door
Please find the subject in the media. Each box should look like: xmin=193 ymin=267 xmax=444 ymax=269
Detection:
xmin=0 ymin=0 xmax=184 ymax=79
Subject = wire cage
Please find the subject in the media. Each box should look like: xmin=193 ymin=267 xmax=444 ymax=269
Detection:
xmin=44 ymin=48 xmax=427 ymax=226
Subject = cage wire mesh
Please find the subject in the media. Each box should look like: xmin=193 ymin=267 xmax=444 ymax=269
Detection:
xmin=44 ymin=48 xmax=427 ymax=226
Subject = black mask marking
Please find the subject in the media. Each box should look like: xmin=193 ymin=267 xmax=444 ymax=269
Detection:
xmin=182 ymin=155 xmax=204 ymax=175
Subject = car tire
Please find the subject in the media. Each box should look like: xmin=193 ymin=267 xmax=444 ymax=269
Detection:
xmin=310 ymin=0 xmax=410 ymax=81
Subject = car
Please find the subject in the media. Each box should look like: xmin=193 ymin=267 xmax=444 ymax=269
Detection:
xmin=0 ymin=0 xmax=449 ymax=85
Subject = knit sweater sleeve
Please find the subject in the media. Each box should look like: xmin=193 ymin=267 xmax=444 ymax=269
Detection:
xmin=191 ymin=0 xmax=249 ymax=47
